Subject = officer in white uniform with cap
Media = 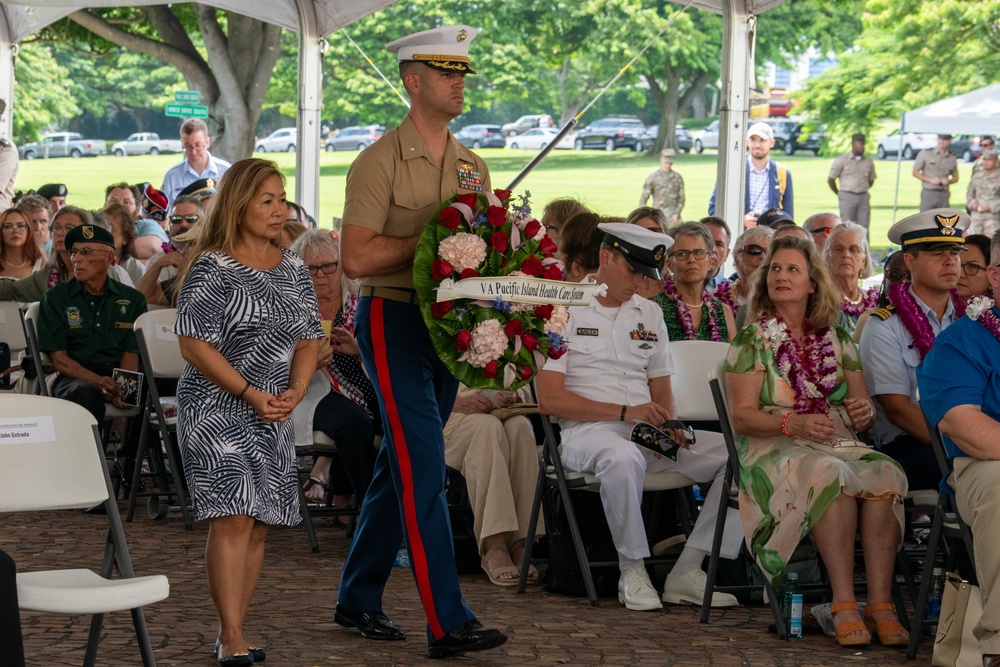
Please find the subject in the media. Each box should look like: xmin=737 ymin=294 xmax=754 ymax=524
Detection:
xmin=537 ymin=223 xmax=743 ymax=612
xmin=334 ymin=25 xmax=506 ymax=660
xmin=860 ymin=208 xmax=970 ymax=491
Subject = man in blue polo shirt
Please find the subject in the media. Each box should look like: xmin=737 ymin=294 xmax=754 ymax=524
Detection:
xmin=918 ymin=229 xmax=1000 ymax=667
xmin=160 ymin=118 xmax=230 ymax=204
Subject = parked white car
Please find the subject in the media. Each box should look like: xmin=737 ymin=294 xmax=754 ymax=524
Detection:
xmin=506 ymin=127 xmax=573 ymax=150
xmin=255 ymin=127 xmax=297 ymax=153
xmin=876 ymin=130 xmax=938 ymax=160
xmin=111 ymin=133 xmax=183 ymax=157
xmin=693 ymin=120 xmax=720 ymax=153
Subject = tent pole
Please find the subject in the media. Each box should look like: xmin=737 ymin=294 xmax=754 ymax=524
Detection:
xmin=295 ymin=0 xmax=324 ymax=224
xmin=0 ymin=4 xmax=15 ymax=138
xmin=717 ymin=0 xmax=755 ymax=274
xmin=891 ymin=112 xmax=905 ymax=226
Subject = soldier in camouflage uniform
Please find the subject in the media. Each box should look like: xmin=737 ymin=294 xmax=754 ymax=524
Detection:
xmin=639 ymin=148 xmax=685 ymax=226
xmin=967 ymin=149 xmax=1000 ymax=236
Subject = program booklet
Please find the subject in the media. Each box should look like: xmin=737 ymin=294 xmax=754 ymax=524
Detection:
xmin=112 ymin=368 xmax=143 ymax=408
xmin=630 ymin=422 xmax=682 ymax=461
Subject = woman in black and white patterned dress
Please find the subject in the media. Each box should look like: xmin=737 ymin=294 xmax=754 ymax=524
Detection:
xmin=175 ymin=159 xmax=323 ymax=666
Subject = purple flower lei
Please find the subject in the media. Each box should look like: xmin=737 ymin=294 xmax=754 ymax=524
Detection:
xmin=663 ymin=277 xmax=721 ymax=341
xmin=712 ymin=279 xmax=738 ymax=315
xmin=759 ymin=315 xmax=838 ymax=414
xmin=840 ymin=286 xmax=878 ymax=318
xmin=967 ymin=296 xmax=1000 ymax=343
xmin=161 ymin=241 xmax=178 ymax=254
xmin=888 ymin=281 xmax=966 ymax=361
xmin=47 ymin=265 xmax=60 ymax=289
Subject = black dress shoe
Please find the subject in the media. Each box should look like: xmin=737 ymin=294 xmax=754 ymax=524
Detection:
xmin=214 ymin=639 xmax=254 ymax=666
xmin=427 ymin=620 xmax=507 ymax=659
xmin=334 ymin=604 xmax=405 ymax=640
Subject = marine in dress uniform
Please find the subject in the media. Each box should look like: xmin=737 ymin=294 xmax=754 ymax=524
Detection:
xmin=333 ymin=25 xmax=507 ymax=659
xmin=859 ymin=208 xmax=969 ymax=490
xmin=967 ymin=149 xmax=1000 ymax=237
xmin=639 ymin=148 xmax=685 ymax=225
xmin=827 ymin=133 xmax=876 ymax=232
xmin=537 ymin=223 xmax=743 ymax=612
xmin=913 ymin=134 xmax=959 ymax=211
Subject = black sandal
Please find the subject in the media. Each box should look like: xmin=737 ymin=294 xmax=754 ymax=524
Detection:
xmin=302 ymin=475 xmax=328 ymax=503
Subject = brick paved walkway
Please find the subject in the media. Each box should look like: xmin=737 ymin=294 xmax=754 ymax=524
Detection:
xmin=5 ymin=507 xmax=932 ymax=666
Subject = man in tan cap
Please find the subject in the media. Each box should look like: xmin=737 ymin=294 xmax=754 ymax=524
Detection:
xmin=334 ymin=25 xmax=506 ymax=659
xmin=828 ymin=133 xmax=876 ymax=233
xmin=860 ymin=208 xmax=969 ymax=491
xmin=967 ymin=149 xmax=1000 ymax=236
xmin=913 ymin=134 xmax=959 ymax=211
xmin=639 ymin=147 xmax=685 ymax=225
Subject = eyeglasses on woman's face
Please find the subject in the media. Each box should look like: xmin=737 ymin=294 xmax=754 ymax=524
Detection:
xmin=1 ymin=223 xmax=28 ymax=232
xmin=306 ymin=261 xmax=339 ymax=276
xmin=962 ymin=262 xmax=987 ymax=277
xmin=669 ymin=248 xmax=710 ymax=261
xmin=884 ymin=269 xmax=910 ymax=282
xmin=740 ymin=244 xmax=765 ymax=256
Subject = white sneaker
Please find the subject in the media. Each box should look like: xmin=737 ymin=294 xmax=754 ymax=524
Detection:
xmin=618 ymin=567 xmax=662 ymax=611
xmin=662 ymin=569 xmax=739 ymax=608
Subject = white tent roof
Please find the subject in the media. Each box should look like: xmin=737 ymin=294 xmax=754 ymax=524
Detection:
xmin=904 ymin=83 xmax=1000 ymax=135
xmin=0 ymin=0 xmax=393 ymax=41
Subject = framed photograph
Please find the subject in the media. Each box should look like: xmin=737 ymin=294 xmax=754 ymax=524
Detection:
xmin=112 ymin=368 xmax=143 ymax=408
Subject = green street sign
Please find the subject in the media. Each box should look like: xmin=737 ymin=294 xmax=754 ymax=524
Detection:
xmin=174 ymin=90 xmax=201 ymax=103
xmin=166 ymin=103 xmax=208 ymax=119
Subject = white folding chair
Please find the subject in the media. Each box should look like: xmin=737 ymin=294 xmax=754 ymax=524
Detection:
xmin=0 ymin=395 xmax=170 ymax=667
xmin=670 ymin=340 xmax=731 ymax=424
xmin=129 ymin=309 xmax=193 ymax=528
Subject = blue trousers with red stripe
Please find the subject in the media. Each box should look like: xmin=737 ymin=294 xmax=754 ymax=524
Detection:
xmin=337 ymin=297 xmax=474 ymax=643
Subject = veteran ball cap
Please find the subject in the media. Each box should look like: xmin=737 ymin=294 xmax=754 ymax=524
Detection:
xmin=178 ymin=177 xmax=216 ymax=198
xmin=756 ymin=208 xmax=795 ymax=229
xmin=37 ymin=183 xmax=67 ymax=200
xmin=387 ymin=25 xmax=477 ymax=75
xmin=888 ymin=208 xmax=969 ymax=249
xmin=65 ymin=224 xmax=115 ymax=251
xmin=598 ymin=222 xmax=673 ymax=281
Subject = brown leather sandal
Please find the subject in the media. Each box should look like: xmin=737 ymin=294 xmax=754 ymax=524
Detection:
xmin=831 ymin=601 xmax=872 ymax=646
xmin=864 ymin=601 xmax=909 ymax=646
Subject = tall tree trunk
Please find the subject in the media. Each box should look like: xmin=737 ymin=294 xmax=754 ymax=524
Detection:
xmin=69 ymin=4 xmax=281 ymax=162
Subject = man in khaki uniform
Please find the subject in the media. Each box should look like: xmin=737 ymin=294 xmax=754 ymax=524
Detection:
xmin=828 ymin=133 xmax=876 ymax=232
xmin=639 ymin=148 xmax=685 ymax=225
xmin=335 ymin=24 xmax=507 ymax=660
xmin=913 ymin=134 xmax=959 ymax=211
xmin=967 ymin=150 xmax=1000 ymax=236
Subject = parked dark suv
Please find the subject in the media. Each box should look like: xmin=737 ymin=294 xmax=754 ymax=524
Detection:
xmin=765 ymin=119 xmax=825 ymax=156
xmin=573 ymin=116 xmax=647 ymax=152
xmin=454 ymin=124 xmax=506 ymax=149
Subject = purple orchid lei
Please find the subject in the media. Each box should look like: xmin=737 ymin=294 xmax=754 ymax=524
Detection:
xmin=888 ymin=281 xmax=966 ymax=361
xmin=161 ymin=241 xmax=178 ymax=254
xmin=47 ymin=265 xmax=61 ymax=289
xmin=967 ymin=296 xmax=1000 ymax=342
xmin=663 ymin=277 xmax=722 ymax=341
xmin=759 ymin=315 xmax=838 ymax=415
xmin=841 ymin=286 xmax=878 ymax=319
xmin=713 ymin=279 xmax=738 ymax=315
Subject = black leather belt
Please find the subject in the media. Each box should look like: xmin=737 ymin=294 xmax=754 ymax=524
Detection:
xmin=360 ymin=286 xmax=420 ymax=305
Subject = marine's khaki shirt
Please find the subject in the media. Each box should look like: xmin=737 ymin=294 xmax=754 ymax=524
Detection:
xmin=828 ymin=152 xmax=876 ymax=193
xmin=343 ymin=115 xmax=491 ymax=289
xmin=914 ymin=148 xmax=959 ymax=191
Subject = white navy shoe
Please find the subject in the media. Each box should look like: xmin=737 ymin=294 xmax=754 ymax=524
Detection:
xmin=662 ymin=569 xmax=739 ymax=607
xmin=617 ymin=567 xmax=662 ymax=611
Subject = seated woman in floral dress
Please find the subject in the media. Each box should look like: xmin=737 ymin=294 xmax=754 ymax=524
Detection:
xmin=651 ymin=222 xmax=736 ymax=342
xmin=725 ymin=235 xmax=908 ymax=648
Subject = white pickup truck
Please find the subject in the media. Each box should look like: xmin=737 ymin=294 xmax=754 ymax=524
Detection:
xmin=19 ymin=132 xmax=107 ymax=160
xmin=111 ymin=132 xmax=183 ymax=157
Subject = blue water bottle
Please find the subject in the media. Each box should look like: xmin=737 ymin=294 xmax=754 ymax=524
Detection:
xmin=782 ymin=572 xmax=803 ymax=639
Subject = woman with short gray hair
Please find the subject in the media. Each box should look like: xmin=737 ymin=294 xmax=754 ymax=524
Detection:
xmin=652 ymin=222 xmax=736 ymax=341
xmin=713 ymin=225 xmax=774 ymax=320
xmin=823 ymin=222 xmax=876 ymax=331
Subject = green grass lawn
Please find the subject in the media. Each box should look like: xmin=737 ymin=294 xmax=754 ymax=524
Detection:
xmin=15 ymin=148 xmax=971 ymax=252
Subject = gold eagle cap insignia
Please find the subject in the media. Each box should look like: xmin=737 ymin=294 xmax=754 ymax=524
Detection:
xmin=457 ymin=29 xmax=468 ymax=43
xmin=653 ymin=245 xmax=665 ymax=261
xmin=936 ymin=213 xmax=959 ymax=236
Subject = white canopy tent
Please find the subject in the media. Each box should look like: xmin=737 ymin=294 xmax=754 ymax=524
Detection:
xmin=902 ymin=83 xmax=1000 ymax=135
xmin=0 ymin=0 xmax=397 ymax=219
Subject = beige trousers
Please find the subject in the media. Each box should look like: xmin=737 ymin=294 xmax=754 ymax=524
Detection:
xmin=952 ymin=457 xmax=1000 ymax=654
xmin=443 ymin=412 xmax=544 ymax=556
